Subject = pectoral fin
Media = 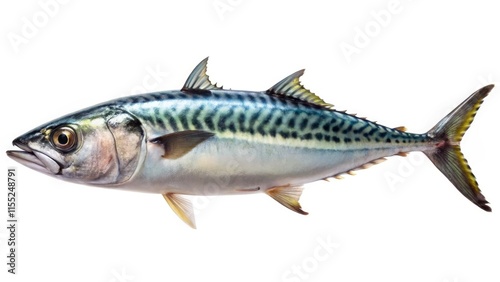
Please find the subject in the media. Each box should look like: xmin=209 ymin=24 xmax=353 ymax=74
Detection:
xmin=162 ymin=193 xmax=196 ymax=229
xmin=266 ymin=185 xmax=308 ymax=215
xmin=150 ymin=130 xmax=214 ymax=159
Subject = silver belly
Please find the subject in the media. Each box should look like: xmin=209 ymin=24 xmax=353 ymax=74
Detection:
xmin=119 ymin=136 xmax=410 ymax=195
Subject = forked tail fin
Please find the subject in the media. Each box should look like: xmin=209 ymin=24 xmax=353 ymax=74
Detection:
xmin=424 ymin=84 xmax=494 ymax=211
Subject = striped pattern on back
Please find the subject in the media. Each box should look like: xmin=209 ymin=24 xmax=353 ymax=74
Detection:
xmin=114 ymin=90 xmax=429 ymax=149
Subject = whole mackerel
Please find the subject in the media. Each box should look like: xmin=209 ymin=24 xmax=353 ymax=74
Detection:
xmin=7 ymin=58 xmax=494 ymax=228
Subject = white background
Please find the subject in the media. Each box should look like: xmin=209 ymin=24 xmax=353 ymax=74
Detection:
xmin=1 ymin=1 xmax=499 ymax=282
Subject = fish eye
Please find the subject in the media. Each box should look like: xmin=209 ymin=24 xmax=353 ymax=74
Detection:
xmin=51 ymin=126 xmax=78 ymax=152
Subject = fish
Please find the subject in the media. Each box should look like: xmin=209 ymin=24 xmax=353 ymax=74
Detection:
xmin=6 ymin=57 xmax=494 ymax=228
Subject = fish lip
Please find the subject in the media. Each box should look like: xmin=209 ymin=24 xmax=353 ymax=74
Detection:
xmin=6 ymin=140 xmax=62 ymax=175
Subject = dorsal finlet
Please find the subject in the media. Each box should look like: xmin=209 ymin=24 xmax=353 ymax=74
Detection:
xmin=182 ymin=57 xmax=222 ymax=91
xmin=267 ymin=70 xmax=334 ymax=109
xmin=393 ymin=126 xmax=407 ymax=132
xmin=330 ymin=157 xmax=387 ymax=179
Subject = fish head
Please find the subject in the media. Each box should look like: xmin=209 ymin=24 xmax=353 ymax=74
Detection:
xmin=7 ymin=106 xmax=145 ymax=186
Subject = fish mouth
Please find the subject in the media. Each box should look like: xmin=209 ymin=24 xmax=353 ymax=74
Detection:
xmin=6 ymin=139 xmax=62 ymax=175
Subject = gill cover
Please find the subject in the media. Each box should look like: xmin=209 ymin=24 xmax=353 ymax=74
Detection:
xmin=105 ymin=108 xmax=145 ymax=184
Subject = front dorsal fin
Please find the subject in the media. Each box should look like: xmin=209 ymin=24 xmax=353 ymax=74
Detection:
xmin=266 ymin=185 xmax=308 ymax=215
xmin=182 ymin=57 xmax=222 ymax=91
xmin=267 ymin=70 xmax=333 ymax=109
xmin=163 ymin=193 xmax=196 ymax=229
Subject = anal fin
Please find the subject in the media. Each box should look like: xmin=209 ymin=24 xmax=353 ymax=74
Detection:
xmin=265 ymin=185 xmax=308 ymax=215
xmin=162 ymin=193 xmax=196 ymax=229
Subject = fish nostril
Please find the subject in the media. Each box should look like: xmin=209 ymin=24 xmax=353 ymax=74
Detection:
xmin=12 ymin=137 xmax=33 ymax=153
xmin=12 ymin=137 xmax=22 ymax=146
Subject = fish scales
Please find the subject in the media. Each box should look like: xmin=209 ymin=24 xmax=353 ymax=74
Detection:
xmin=6 ymin=57 xmax=494 ymax=228
xmin=120 ymin=90 xmax=428 ymax=150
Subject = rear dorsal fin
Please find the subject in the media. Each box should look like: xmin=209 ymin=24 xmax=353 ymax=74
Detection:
xmin=182 ymin=57 xmax=223 ymax=91
xmin=267 ymin=70 xmax=334 ymax=109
